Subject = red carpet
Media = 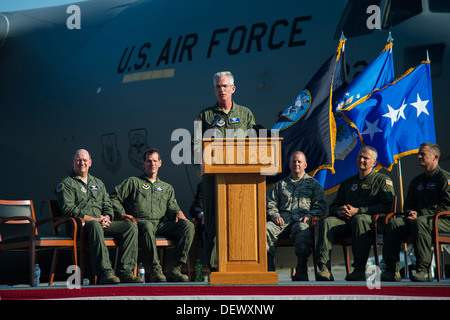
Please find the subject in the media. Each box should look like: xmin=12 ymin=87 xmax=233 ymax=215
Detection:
xmin=1 ymin=283 xmax=449 ymax=300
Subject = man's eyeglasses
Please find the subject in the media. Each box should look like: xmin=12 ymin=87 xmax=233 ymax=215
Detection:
xmin=215 ymin=84 xmax=233 ymax=89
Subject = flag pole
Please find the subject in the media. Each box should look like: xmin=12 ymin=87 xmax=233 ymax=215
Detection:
xmin=397 ymin=159 xmax=404 ymax=212
xmin=387 ymin=30 xmax=403 ymax=212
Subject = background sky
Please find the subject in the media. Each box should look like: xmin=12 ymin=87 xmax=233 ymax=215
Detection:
xmin=0 ymin=0 xmax=86 ymax=12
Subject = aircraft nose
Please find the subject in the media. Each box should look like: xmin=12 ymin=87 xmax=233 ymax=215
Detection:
xmin=0 ymin=14 xmax=9 ymax=47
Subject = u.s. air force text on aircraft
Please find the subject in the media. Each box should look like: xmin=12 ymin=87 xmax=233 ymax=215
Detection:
xmin=176 ymin=304 xmax=275 ymax=317
xmin=117 ymin=16 xmax=311 ymax=74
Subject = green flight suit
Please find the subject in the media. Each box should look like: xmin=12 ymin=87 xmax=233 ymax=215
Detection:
xmin=55 ymin=172 xmax=138 ymax=277
xmin=316 ymin=170 xmax=395 ymax=271
xmin=383 ymin=165 xmax=450 ymax=273
xmin=110 ymin=174 xmax=194 ymax=269
xmin=195 ymin=101 xmax=256 ymax=270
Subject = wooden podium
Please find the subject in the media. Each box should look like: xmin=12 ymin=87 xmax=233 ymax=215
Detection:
xmin=201 ymin=137 xmax=282 ymax=284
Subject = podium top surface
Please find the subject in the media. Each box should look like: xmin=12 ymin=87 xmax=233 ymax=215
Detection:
xmin=200 ymin=137 xmax=282 ymax=175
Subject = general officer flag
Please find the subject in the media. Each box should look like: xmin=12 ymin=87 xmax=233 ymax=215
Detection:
xmin=315 ymin=43 xmax=394 ymax=193
xmin=268 ymin=39 xmax=347 ymax=183
xmin=341 ymin=61 xmax=436 ymax=171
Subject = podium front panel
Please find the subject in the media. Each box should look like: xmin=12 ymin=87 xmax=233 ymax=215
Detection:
xmin=202 ymin=138 xmax=281 ymax=284
xmin=216 ymin=174 xmax=266 ymax=273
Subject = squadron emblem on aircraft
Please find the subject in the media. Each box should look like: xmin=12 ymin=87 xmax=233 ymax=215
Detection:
xmin=128 ymin=128 xmax=149 ymax=169
xmin=101 ymin=133 xmax=121 ymax=174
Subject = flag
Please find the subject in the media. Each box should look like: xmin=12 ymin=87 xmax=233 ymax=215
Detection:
xmin=341 ymin=61 xmax=436 ymax=171
xmin=315 ymin=43 xmax=395 ymax=194
xmin=268 ymin=39 xmax=347 ymax=184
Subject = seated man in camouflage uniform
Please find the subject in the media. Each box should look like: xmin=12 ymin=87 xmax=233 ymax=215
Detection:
xmin=56 ymin=149 xmax=143 ymax=284
xmin=266 ymin=151 xmax=326 ymax=281
xmin=110 ymin=148 xmax=194 ymax=282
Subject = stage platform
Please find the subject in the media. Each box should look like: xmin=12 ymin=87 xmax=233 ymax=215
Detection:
xmin=1 ymin=279 xmax=449 ymax=300
xmin=1 ymin=266 xmax=449 ymax=301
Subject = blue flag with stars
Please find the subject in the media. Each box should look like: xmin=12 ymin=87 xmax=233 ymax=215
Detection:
xmin=341 ymin=60 xmax=436 ymax=171
xmin=315 ymin=43 xmax=394 ymax=193
xmin=268 ymin=39 xmax=347 ymax=184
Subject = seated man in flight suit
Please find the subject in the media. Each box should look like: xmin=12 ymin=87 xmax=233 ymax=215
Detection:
xmin=382 ymin=142 xmax=450 ymax=282
xmin=110 ymin=148 xmax=195 ymax=282
xmin=56 ymin=149 xmax=143 ymax=284
xmin=316 ymin=146 xmax=395 ymax=281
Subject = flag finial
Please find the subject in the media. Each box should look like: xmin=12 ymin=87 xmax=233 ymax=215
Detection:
xmin=387 ymin=32 xmax=394 ymax=43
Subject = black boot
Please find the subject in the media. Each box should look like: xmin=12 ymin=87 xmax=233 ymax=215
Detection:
xmin=292 ymin=256 xmax=309 ymax=281
xmin=267 ymin=253 xmax=276 ymax=271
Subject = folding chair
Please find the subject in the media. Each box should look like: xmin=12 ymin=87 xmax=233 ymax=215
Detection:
xmin=0 ymin=199 xmax=77 ymax=286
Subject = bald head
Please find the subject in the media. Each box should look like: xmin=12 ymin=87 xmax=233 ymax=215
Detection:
xmin=72 ymin=149 xmax=92 ymax=178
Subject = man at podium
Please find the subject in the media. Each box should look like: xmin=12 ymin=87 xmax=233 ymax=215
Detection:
xmin=194 ymin=71 xmax=256 ymax=271
xmin=266 ymin=151 xmax=327 ymax=281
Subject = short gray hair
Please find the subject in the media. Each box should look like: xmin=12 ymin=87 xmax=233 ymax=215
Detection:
xmin=360 ymin=145 xmax=378 ymax=160
xmin=213 ymin=71 xmax=234 ymax=86
xmin=420 ymin=142 xmax=441 ymax=158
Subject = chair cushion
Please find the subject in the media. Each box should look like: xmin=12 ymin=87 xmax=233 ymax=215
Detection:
xmin=438 ymin=232 xmax=450 ymax=238
xmin=1 ymin=235 xmax=74 ymax=244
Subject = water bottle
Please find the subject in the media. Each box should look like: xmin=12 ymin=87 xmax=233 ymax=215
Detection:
xmin=33 ymin=264 xmax=41 ymax=287
xmin=195 ymin=259 xmax=202 ymax=282
xmin=379 ymin=259 xmax=387 ymax=273
xmin=138 ymin=262 xmax=145 ymax=282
